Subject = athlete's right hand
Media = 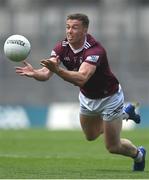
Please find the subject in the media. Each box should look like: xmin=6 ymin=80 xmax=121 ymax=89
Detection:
xmin=15 ymin=61 xmax=35 ymax=77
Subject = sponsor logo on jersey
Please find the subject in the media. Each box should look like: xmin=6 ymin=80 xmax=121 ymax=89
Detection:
xmin=64 ymin=56 xmax=70 ymax=61
xmin=86 ymin=55 xmax=99 ymax=63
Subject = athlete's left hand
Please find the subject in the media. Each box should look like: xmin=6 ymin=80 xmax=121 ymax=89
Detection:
xmin=40 ymin=56 xmax=60 ymax=73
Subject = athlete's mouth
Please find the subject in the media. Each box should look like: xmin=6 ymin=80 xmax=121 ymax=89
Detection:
xmin=68 ymin=37 xmax=73 ymax=40
xmin=67 ymin=35 xmax=73 ymax=40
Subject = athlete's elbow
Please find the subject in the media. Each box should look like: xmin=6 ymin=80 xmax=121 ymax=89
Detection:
xmin=62 ymin=77 xmax=86 ymax=87
xmin=77 ymin=74 xmax=89 ymax=87
xmin=74 ymin=80 xmax=86 ymax=87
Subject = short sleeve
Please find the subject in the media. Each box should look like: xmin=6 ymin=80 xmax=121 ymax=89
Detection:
xmin=84 ymin=46 xmax=105 ymax=66
xmin=50 ymin=42 xmax=64 ymax=60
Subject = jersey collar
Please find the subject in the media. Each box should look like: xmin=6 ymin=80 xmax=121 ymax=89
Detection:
xmin=68 ymin=36 xmax=87 ymax=54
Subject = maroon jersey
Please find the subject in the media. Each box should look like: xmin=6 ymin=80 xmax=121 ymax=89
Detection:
xmin=50 ymin=34 xmax=119 ymax=99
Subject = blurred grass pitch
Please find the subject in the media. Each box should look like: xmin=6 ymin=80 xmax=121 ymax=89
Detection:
xmin=0 ymin=129 xmax=148 ymax=179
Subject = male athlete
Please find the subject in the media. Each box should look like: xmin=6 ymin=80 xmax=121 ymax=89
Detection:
xmin=16 ymin=13 xmax=146 ymax=171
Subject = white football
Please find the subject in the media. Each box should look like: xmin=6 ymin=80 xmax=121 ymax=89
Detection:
xmin=4 ymin=34 xmax=31 ymax=62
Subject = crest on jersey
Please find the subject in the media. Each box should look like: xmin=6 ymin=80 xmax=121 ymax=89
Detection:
xmin=86 ymin=55 xmax=99 ymax=63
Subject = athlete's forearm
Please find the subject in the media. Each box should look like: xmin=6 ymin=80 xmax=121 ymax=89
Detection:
xmin=40 ymin=59 xmax=95 ymax=86
xmin=33 ymin=68 xmax=53 ymax=81
xmin=56 ymin=67 xmax=86 ymax=87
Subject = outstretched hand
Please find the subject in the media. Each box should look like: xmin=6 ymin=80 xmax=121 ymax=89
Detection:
xmin=15 ymin=61 xmax=35 ymax=77
xmin=40 ymin=56 xmax=60 ymax=73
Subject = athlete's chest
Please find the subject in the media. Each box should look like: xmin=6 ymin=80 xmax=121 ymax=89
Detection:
xmin=61 ymin=49 xmax=84 ymax=71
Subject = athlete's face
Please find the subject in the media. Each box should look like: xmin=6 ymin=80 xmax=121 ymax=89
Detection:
xmin=66 ymin=19 xmax=88 ymax=49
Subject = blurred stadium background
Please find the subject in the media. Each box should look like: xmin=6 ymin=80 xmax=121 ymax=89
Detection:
xmin=0 ymin=0 xmax=149 ymax=129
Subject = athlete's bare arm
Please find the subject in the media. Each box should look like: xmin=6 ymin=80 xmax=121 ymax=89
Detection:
xmin=15 ymin=61 xmax=53 ymax=81
xmin=41 ymin=56 xmax=96 ymax=87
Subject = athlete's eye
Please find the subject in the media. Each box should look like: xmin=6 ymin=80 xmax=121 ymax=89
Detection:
xmin=73 ymin=26 xmax=79 ymax=30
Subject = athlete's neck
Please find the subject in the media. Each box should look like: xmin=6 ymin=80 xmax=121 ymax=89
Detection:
xmin=69 ymin=36 xmax=86 ymax=53
xmin=70 ymin=35 xmax=86 ymax=49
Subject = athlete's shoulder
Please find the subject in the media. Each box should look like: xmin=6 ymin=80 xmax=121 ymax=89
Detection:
xmin=85 ymin=34 xmax=106 ymax=56
xmin=83 ymin=34 xmax=107 ymax=64
xmin=51 ymin=38 xmax=69 ymax=56
xmin=53 ymin=38 xmax=68 ymax=49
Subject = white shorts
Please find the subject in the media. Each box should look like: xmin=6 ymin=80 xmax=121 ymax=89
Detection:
xmin=79 ymin=85 xmax=125 ymax=121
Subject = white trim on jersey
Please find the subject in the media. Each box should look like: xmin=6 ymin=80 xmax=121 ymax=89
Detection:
xmin=62 ymin=41 xmax=68 ymax=47
xmin=68 ymin=36 xmax=92 ymax=54
xmin=84 ymin=41 xmax=91 ymax=49
xmin=51 ymin=50 xmax=57 ymax=56
xmin=69 ymin=44 xmax=84 ymax=54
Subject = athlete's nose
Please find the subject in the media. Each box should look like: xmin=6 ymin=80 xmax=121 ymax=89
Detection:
xmin=67 ymin=27 xmax=73 ymax=34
